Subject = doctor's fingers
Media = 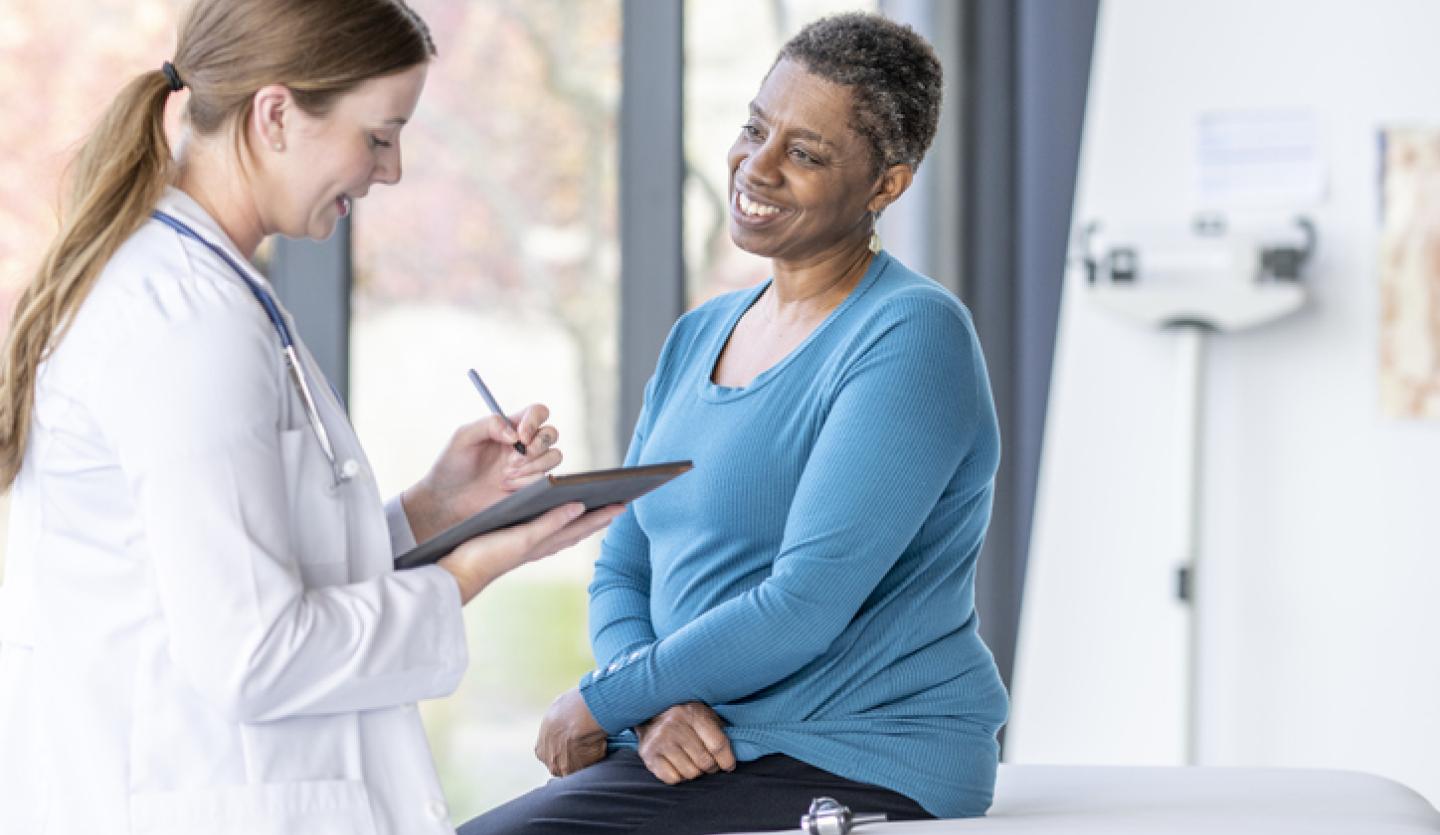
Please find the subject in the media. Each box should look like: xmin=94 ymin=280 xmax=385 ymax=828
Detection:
xmin=504 ymin=447 xmax=563 ymax=485
xmin=446 ymin=414 xmax=525 ymax=453
xmin=440 ymin=504 xmax=587 ymax=602
xmin=505 ymin=422 xmax=561 ymax=470
xmin=510 ymin=403 xmax=552 ymax=446
xmin=524 ymin=423 xmax=560 ymax=456
xmin=523 ymin=504 xmax=625 ymax=563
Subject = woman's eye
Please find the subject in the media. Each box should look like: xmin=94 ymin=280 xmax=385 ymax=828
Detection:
xmin=789 ymin=147 xmax=818 ymax=164
xmin=741 ymin=122 xmax=762 ymax=140
xmin=368 ymin=134 xmax=394 ymax=149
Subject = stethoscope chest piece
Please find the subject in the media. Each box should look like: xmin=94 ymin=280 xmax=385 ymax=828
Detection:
xmin=802 ymin=797 xmax=888 ymax=835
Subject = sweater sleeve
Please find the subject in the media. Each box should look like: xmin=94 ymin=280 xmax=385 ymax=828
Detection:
xmin=587 ymin=404 xmax=658 ymax=669
xmin=578 ymin=298 xmax=994 ymax=733
xmin=586 ymin=316 xmax=684 ymax=668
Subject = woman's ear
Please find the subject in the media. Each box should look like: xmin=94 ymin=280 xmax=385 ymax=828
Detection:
xmin=868 ymin=163 xmax=915 ymax=215
xmin=250 ymin=84 xmax=293 ymax=153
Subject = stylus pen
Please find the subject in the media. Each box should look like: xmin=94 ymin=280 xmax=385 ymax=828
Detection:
xmin=468 ymin=368 xmax=528 ymax=455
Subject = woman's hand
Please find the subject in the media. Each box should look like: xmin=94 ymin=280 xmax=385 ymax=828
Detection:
xmin=403 ymin=405 xmax=562 ymax=543
xmin=437 ymin=502 xmax=624 ymax=604
xmin=535 ymin=687 xmax=609 ymax=777
xmin=636 ymin=702 xmax=735 ymax=784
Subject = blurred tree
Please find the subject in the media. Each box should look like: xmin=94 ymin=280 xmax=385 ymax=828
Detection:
xmin=354 ymin=0 xmax=621 ymax=466
xmin=0 ymin=0 xmax=180 ymax=326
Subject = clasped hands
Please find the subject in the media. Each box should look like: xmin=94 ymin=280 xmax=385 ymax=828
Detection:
xmin=536 ymin=688 xmax=735 ymax=785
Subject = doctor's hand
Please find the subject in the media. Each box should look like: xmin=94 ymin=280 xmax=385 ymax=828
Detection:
xmin=636 ymin=702 xmax=735 ymax=784
xmin=535 ymin=687 xmax=609 ymax=777
xmin=404 ymin=405 xmax=563 ymax=543
xmin=437 ymin=502 xmax=625 ymax=604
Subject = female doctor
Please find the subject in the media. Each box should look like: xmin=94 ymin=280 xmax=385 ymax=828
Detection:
xmin=0 ymin=1 xmax=621 ymax=833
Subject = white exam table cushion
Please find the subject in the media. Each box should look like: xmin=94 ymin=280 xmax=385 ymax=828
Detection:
xmin=725 ymin=764 xmax=1440 ymax=834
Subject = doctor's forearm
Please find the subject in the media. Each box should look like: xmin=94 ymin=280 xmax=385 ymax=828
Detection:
xmin=399 ymin=481 xmax=449 ymax=544
xmin=435 ymin=553 xmax=496 ymax=604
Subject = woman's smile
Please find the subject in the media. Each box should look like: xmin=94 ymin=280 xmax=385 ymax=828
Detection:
xmin=731 ymin=188 xmax=789 ymax=228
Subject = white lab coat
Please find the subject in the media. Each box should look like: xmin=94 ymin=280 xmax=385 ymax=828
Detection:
xmin=0 ymin=188 xmax=469 ymax=834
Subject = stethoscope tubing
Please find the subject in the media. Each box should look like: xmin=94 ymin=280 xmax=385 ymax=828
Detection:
xmin=150 ymin=210 xmax=351 ymax=484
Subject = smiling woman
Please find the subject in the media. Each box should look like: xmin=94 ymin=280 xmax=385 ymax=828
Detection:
xmin=725 ymin=59 xmax=896 ymax=264
xmin=710 ymin=59 xmax=912 ymax=388
xmin=460 ymin=13 xmax=1007 ymax=835
xmin=684 ymin=0 xmax=882 ymax=308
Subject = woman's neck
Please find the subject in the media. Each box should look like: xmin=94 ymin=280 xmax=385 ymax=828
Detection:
xmin=767 ymin=241 xmax=874 ymax=324
xmin=175 ymin=141 xmax=266 ymax=258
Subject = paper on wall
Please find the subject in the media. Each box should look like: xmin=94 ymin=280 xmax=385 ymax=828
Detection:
xmin=1195 ymin=110 xmax=1326 ymax=207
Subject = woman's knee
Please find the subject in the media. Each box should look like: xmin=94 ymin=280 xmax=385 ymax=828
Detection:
xmin=458 ymin=751 xmax=663 ymax=835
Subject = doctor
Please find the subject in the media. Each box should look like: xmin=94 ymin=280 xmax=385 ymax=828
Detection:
xmin=0 ymin=1 xmax=621 ymax=833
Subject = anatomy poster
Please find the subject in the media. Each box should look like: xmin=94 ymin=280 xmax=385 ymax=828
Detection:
xmin=1380 ymin=127 xmax=1440 ymax=418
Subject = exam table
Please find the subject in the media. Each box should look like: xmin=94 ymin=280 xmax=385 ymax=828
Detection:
xmin=726 ymin=764 xmax=1440 ymax=834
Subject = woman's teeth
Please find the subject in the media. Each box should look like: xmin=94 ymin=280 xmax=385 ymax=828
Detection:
xmin=738 ymin=192 xmax=779 ymax=217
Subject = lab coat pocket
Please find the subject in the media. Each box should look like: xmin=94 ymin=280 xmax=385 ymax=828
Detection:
xmin=279 ymin=428 xmax=349 ymax=587
xmin=129 ymin=779 xmax=379 ymax=835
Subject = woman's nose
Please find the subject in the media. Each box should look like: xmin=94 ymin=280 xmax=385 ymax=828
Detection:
xmin=742 ymin=139 xmax=784 ymax=186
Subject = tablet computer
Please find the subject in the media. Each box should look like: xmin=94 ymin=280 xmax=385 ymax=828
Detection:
xmin=393 ymin=460 xmax=693 ymax=570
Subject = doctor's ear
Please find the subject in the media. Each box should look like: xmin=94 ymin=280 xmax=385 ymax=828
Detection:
xmin=250 ymin=84 xmax=293 ymax=154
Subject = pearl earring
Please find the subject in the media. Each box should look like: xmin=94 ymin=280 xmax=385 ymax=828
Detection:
xmin=868 ymin=212 xmax=883 ymax=254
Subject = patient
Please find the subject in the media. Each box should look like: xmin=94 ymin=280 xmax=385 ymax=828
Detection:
xmin=461 ymin=13 xmax=1007 ymax=834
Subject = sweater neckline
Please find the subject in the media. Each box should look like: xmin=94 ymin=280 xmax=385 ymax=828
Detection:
xmin=698 ymin=251 xmax=891 ymax=403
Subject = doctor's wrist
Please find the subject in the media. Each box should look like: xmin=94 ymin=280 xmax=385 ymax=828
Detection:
xmin=435 ymin=557 xmax=495 ymax=605
xmin=400 ymin=482 xmax=447 ymax=544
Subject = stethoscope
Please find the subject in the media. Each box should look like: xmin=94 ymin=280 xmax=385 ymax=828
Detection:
xmin=151 ymin=210 xmax=359 ymax=486
xmin=801 ymin=797 xmax=887 ymax=835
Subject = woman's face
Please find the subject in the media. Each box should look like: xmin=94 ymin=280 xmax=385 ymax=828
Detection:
xmin=726 ymin=58 xmax=883 ymax=264
xmin=262 ymin=62 xmax=428 ymax=241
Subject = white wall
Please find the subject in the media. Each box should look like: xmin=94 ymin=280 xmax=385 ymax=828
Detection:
xmin=1009 ymin=0 xmax=1440 ymax=807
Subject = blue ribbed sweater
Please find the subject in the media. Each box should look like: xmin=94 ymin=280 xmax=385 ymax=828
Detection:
xmin=578 ymin=251 xmax=1008 ymax=818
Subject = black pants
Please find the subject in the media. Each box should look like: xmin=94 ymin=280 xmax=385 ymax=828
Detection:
xmin=458 ymin=749 xmax=934 ymax=835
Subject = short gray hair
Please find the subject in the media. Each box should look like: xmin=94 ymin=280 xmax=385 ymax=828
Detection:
xmin=776 ymin=12 xmax=943 ymax=173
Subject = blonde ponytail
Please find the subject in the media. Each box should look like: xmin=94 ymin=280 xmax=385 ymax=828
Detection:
xmin=0 ymin=70 xmax=175 ymax=489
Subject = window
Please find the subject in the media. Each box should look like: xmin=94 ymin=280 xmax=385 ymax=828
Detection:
xmin=348 ymin=0 xmax=621 ymax=818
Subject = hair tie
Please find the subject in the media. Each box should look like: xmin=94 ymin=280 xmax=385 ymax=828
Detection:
xmin=161 ymin=61 xmax=185 ymax=93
